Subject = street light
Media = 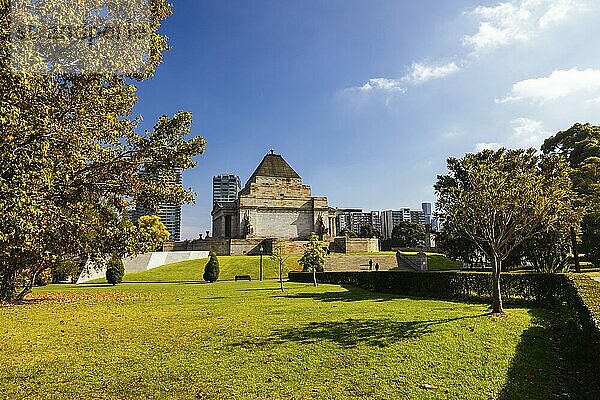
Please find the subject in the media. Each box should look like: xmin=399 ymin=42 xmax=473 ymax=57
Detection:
xmin=259 ymin=245 xmax=264 ymax=281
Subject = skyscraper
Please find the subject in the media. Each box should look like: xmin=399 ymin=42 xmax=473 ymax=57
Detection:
xmin=381 ymin=208 xmax=411 ymax=239
xmin=131 ymin=169 xmax=183 ymax=241
xmin=422 ymin=202 xmax=432 ymax=225
xmin=213 ymin=174 xmax=241 ymax=204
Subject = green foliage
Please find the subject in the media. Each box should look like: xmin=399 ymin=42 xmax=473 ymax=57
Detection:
xmin=435 ymin=148 xmax=580 ymax=313
xmin=51 ymin=259 xmax=83 ymax=284
xmin=134 ymin=215 xmax=171 ymax=252
xmin=34 ymin=269 xmax=52 ymax=287
xmin=542 ymin=123 xmax=600 ymax=268
xmin=339 ymin=228 xmax=358 ymax=238
xmin=359 ymin=224 xmax=382 ymax=239
xmin=299 ymin=233 xmax=327 ymax=273
xmin=434 ymin=226 xmax=479 ymax=264
xmin=105 ymin=255 xmax=124 ymax=286
xmin=0 ymin=1 xmax=206 ymax=301
xmin=202 ymin=252 xmax=220 ymax=283
xmin=391 ymin=221 xmax=426 ymax=247
xmin=582 ymin=208 xmax=600 ymax=267
xmin=289 ymin=271 xmax=570 ymax=307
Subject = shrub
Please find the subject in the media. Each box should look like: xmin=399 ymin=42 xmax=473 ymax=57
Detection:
xmin=299 ymin=233 xmax=327 ymax=273
xmin=203 ymin=252 xmax=220 ymax=283
xmin=105 ymin=255 xmax=125 ymax=286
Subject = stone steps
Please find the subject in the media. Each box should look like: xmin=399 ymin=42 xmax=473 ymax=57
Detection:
xmin=325 ymin=254 xmax=413 ymax=272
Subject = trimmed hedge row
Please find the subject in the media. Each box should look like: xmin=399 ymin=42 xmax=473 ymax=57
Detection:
xmin=565 ymin=275 xmax=600 ymax=347
xmin=288 ymin=271 xmax=569 ymax=306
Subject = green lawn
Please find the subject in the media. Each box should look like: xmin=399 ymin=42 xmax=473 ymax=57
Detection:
xmin=0 ymin=282 xmax=557 ymax=399
xmin=428 ymin=254 xmax=463 ymax=271
xmin=95 ymin=255 xmax=302 ymax=283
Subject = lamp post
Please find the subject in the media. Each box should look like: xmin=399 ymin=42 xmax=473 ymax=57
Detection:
xmin=259 ymin=245 xmax=264 ymax=281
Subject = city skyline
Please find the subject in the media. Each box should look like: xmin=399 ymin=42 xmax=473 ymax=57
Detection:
xmin=131 ymin=0 xmax=600 ymax=238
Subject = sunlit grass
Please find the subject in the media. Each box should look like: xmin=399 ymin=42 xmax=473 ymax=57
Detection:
xmin=0 ymin=282 xmax=556 ymax=399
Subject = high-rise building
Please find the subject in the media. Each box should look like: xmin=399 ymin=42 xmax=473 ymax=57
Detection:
xmin=410 ymin=210 xmax=425 ymax=225
xmin=130 ymin=169 xmax=182 ymax=241
xmin=213 ymin=174 xmax=241 ymax=204
xmin=381 ymin=208 xmax=411 ymax=239
xmin=422 ymin=202 xmax=432 ymax=225
xmin=336 ymin=209 xmax=382 ymax=236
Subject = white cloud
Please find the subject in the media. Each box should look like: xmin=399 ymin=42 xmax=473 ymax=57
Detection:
xmin=475 ymin=117 xmax=549 ymax=151
xmin=463 ymin=0 xmax=585 ymax=53
xmin=509 ymin=117 xmax=548 ymax=148
xmin=498 ymin=68 xmax=600 ymax=103
xmin=348 ymin=78 xmax=406 ymax=93
xmin=346 ymin=61 xmax=459 ymax=95
xmin=475 ymin=142 xmax=503 ymax=151
xmin=402 ymin=62 xmax=460 ymax=84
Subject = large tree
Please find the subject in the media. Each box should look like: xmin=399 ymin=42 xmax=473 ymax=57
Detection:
xmin=359 ymin=224 xmax=382 ymax=239
xmin=391 ymin=221 xmax=426 ymax=248
xmin=542 ymin=123 xmax=600 ymax=269
xmin=435 ymin=149 xmax=579 ymax=314
xmin=0 ymin=1 xmax=205 ymax=301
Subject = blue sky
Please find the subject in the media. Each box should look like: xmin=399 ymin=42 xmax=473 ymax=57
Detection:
xmin=133 ymin=0 xmax=600 ymax=239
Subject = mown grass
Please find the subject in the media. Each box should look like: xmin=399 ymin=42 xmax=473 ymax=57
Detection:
xmin=427 ymin=255 xmax=463 ymax=271
xmin=94 ymin=255 xmax=302 ymax=283
xmin=0 ymin=282 xmax=557 ymax=399
xmin=94 ymin=253 xmax=459 ymax=284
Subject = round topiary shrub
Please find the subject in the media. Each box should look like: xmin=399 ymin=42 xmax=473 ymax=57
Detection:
xmin=105 ymin=255 xmax=125 ymax=286
xmin=203 ymin=252 xmax=220 ymax=283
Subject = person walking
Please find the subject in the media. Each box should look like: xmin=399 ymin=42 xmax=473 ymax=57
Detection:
xmin=369 ymin=259 xmax=373 ymax=271
xmin=375 ymin=263 xmax=380 ymax=271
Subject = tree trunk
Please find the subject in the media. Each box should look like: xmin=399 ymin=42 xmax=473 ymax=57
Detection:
xmin=279 ymin=262 xmax=284 ymax=292
xmin=312 ymin=268 xmax=318 ymax=287
xmin=0 ymin=267 xmax=18 ymax=302
xmin=491 ymin=255 xmax=504 ymax=314
xmin=571 ymin=227 xmax=581 ymax=273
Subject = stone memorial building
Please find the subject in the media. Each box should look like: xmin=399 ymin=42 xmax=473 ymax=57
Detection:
xmin=212 ymin=151 xmax=337 ymax=240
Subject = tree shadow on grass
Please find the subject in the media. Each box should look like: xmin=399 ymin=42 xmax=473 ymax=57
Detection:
xmin=280 ymin=285 xmax=398 ymax=303
xmin=498 ymin=308 xmax=569 ymax=400
xmin=233 ymin=314 xmax=488 ymax=349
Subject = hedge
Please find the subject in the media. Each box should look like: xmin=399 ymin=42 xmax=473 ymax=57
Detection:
xmin=288 ymin=271 xmax=569 ymax=306
xmin=288 ymin=270 xmax=600 ymax=353
xmin=565 ymin=275 xmax=600 ymax=348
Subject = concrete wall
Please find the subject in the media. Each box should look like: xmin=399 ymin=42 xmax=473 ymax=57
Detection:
xmin=76 ymin=251 xmax=210 ymax=283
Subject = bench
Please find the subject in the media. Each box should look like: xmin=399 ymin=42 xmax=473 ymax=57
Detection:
xmin=234 ymin=275 xmax=252 ymax=282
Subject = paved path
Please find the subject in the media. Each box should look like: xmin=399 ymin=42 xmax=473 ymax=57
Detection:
xmin=592 ymin=277 xmax=600 ymax=283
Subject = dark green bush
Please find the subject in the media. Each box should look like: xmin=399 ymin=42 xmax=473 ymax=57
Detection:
xmin=288 ymin=271 xmax=568 ymax=306
xmin=203 ymin=252 xmax=220 ymax=283
xmin=566 ymin=275 xmax=600 ymax=348
xmin=105 ymin=255 xmax=125 ymax=286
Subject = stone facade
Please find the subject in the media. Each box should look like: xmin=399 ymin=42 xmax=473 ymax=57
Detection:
xmin=212 ymin=153 xmax=336 ymax=240
xmin=332 ymin=237 xmax=380 ymax=253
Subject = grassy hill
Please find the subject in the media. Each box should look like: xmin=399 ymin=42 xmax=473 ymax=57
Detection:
xmin=1 ymin=282 xmax=557 ymax=399
xmin=117 ymin=255 xmax=302 ymax=282
xmin=90 ymin=252 xmax=460 ymax=284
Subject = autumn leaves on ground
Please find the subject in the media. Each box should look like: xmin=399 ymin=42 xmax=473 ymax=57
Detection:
xmin=0 ymin=281 xmax=555 ymax=400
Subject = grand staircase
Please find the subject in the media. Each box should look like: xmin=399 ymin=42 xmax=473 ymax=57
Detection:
xmin=325 ymin=254 xmax=414 ymax=272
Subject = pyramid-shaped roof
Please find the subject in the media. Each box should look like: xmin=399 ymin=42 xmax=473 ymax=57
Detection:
xmin=247 ymin=153 xmax=301 ymax=182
